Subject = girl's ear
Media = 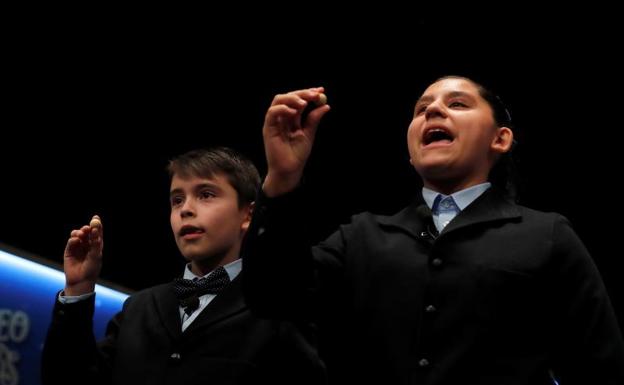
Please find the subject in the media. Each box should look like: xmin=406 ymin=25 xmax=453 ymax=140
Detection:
xmin=491 ymin=126 xmax=514 ymax=154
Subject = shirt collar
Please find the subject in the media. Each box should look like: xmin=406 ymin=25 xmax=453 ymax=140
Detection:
xmin=183 ymin=258 xmax=242 ymax=281
xmin=422 ymin=182 xmax=492 ymax=211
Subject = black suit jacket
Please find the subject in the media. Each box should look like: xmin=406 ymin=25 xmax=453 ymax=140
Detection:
xmin=41 ymin=276 xmax=326 ymax=385
xmin=242 ymin=187 xmax=624 ymax=385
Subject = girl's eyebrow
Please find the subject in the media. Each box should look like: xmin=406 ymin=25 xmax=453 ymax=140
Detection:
xmin=416 ymin=91 xmax=475 ymax=107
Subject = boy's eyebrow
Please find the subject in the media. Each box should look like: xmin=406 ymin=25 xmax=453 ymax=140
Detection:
xmin=194 ymin=182 xmax=223 ymax=192
xmin=416 ymin=91 xmax=476 ymax=106
xmin=169 ymin=182 xmax=223 ymax=197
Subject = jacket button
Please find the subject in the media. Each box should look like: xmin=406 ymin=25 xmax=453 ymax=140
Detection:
xmin=420 ymin=231 xmax=428 ymax=238
xmin=169 ymin=352 xmax=181 ymax=362
xmin=431 ymin=258 xmax=443 ymax=267
xmin=418 ymin=358 xmax=430 ymax=367
xmin=425 ymin=305 xmax=437 ymax=313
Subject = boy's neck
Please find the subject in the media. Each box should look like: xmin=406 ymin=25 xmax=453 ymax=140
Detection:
xmin=190 ymin=251 xmax=239 ymax=277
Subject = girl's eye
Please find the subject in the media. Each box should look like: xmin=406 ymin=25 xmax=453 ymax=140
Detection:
xmin=449 ymin=101 xmax=467 ymax=108
xmin=415 ymin=104 xmax=428 ymax=115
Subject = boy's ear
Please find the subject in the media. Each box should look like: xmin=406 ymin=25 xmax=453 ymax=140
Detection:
xmin=491 ymin=126 xmax=514 ymax=154
xmin=241 ymin=201 xmax=255 ymax=232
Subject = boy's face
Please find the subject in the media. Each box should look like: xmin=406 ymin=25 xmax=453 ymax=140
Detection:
xmin=169 ymin=173 xmax=251 ymax=268
xmin=407 ymin=78 xmax=512 ymax=192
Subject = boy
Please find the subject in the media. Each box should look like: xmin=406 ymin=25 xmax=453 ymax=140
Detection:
xmin=42 ymin=147 xmax=325 ymax=385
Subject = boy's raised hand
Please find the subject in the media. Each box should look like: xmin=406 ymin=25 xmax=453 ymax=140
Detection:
xmin=63 ymin=215 xmax=104 ymax=296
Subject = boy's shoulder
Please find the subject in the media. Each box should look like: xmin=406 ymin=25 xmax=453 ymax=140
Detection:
xmin=124 ymin=281 xmax=173 ymax=304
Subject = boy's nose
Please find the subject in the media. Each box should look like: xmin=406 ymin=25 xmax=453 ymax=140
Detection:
xmin=180 ymin=201 xmax=196 ymax=218
xmin=180 ymin=209 xmax=195 ymax=218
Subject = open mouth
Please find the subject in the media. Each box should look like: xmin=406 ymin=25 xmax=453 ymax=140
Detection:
xmin=423 ymin=127 xmax=454 ymax=146
xmin=179 ymin=225 xmax=205 ymax=237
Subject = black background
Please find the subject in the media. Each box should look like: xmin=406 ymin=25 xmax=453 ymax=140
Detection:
xmin=2 ymin=10 xmax=622 ymax=329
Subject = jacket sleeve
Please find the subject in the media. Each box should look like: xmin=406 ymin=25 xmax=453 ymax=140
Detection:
xmin=41 ymin=292 xmax=122 ymax=385
xmin=241 ymin=187 xmax=348 ymax=321
xmin=548 ymin=215 xmax=624 ymax=384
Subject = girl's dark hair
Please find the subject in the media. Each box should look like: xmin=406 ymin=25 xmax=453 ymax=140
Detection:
xmin=167 ymin=147 xmax=261 ymax=207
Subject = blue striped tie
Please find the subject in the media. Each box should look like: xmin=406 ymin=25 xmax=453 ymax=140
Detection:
xmin=432 ymin=195 xmax=460 ymax=230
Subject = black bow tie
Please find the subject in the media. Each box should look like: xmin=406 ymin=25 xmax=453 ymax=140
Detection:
xmin=172 ymin=266 xmax=231 ymax=316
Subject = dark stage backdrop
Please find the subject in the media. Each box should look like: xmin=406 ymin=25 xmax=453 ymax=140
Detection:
xmin=2 ymin=14 xmax=623 ymax=333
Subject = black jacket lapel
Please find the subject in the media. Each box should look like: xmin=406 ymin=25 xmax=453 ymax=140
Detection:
xmin=376 ymin=188 xmax=521 ymax=239
xmin=441 ymin=188 xmax=521 ymax=236
xmin=152 ymin=283 xmax=183 ymax=342
xmin=182 ymin=276 xmax=246 ymax=336
xmin=377 ymin=196 xmax=432 ymax=239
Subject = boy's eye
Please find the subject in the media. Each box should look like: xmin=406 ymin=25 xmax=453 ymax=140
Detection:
xmin=449 ymin=101 xmax=467 ymax=108
xmin=171 ymin=196 xmax=184 ymax=206
xmin=200 ymin=190 xmax=216 ymax=199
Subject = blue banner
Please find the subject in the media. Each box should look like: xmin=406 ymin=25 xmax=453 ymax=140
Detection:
xmin=0 ymin=248 xmax=129 ymax=385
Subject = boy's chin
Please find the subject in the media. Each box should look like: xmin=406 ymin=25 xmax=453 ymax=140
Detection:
xmin=183 ymin=252 xmax=213 ymax=262
xmin=183 ymin=250 xmax=231 ymax=266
